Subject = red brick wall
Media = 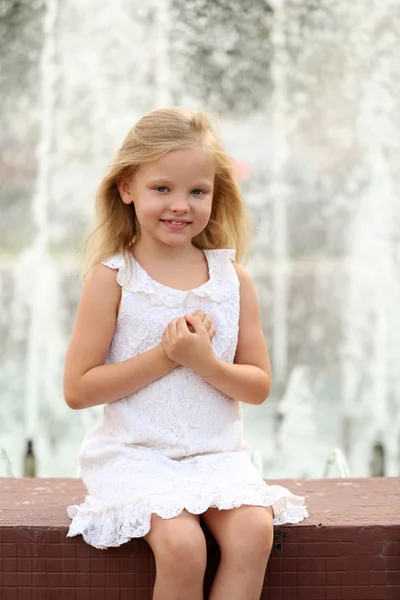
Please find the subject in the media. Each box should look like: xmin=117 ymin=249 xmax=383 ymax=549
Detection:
xmin=0 ymin=477 xmax=399 ymax=599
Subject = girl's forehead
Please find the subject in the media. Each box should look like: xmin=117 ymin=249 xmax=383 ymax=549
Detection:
xmin=139 ymin=147 xmax=215 ymax=181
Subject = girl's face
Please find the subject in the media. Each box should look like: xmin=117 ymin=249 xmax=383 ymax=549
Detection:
xmin=119 ymin=146 xmax=215 ymax=249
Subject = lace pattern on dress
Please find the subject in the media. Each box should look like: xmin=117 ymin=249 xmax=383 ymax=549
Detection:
xmin=102 ymin=249 xmax=238 ymax=307
xmin=67 ymin=248 xmax=309 ymax=548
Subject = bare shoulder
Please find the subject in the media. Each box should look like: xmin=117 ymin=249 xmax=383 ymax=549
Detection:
xmin=233 ymin=262 xmax=249 ymax=278
xmin=86 ymin=261 xmax=121 ymax=289
xmin=80 ymin=263 xmax=121 ymax=310
xmin=233 ymin=262 xmax=258 ymax=298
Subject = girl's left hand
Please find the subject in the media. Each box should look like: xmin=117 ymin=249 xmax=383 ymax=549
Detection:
xmin=161 ymin=314 xmax=215 ymax=371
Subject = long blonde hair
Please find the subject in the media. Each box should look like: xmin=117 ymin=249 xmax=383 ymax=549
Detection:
xmin=82 ymin=107 xmax=252 ymax=277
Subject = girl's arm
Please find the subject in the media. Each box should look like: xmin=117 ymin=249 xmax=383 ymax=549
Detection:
xmin=63 ymin=265 xmax=177 ymax=410
xmin=192 ymin=264 xmax=272 ymax=405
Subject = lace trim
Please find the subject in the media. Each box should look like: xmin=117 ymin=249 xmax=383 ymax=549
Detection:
xmin=67 ymin=488 xmax=308 ymax=550
xmin=101 ymin=249 xmax=238 ymax=307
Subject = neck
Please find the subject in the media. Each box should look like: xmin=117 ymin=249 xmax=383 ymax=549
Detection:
xmin=131 ymin=237 xmax=199 ymax=265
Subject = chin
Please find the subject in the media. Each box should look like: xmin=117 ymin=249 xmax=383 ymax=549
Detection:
xmin=159 ymin=235 xmax=192 ymax=247
xmin=157 ymin=226 xmax=199 ymax=245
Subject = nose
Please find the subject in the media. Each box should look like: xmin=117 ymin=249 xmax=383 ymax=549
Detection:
xmin=169 ymin=198 xmax=190 ymax=213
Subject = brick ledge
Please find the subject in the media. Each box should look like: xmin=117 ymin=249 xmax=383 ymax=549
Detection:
xmin=1 ymin=477 xmax=399 ymax=528
xmin=1 ymin=477 xmax=399 ymax=600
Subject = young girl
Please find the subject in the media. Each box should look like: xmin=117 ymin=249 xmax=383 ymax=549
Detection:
xmin=65 ymin=107 xmax=308 ymax=600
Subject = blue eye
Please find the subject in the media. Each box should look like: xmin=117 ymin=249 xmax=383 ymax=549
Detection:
xmin=191 ymin=189 xmax=204 ymax=196
xmin=155 ymin=186 xmax=169 ymax=193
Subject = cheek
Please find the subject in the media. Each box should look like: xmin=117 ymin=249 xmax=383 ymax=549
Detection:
xmin=134 ymin=197 xmax=162 ymax=223
xmin=196 ymin=201 xmax=213 ymax=224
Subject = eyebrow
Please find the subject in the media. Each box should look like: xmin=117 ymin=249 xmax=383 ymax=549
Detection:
xmin=147 ymin=178 xmax=213 ymax=188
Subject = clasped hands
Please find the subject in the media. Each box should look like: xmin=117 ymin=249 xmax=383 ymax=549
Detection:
xmin=161 ymin=310 xmax=216 ymax=371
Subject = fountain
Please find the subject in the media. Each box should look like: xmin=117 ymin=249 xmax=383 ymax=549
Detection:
xmin=342 ymin=3 xmax=400 ymax=475
xmin=1 ymin=0 xmax=399 ymax=479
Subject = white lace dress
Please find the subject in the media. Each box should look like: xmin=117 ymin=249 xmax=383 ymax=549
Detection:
xmin=67 ymin=249 xmax=308 ymax=549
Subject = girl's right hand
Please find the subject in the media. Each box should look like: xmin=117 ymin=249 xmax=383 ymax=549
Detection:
xmin=159 ymin=311 xmax=215 ymax=368
xmin=161 ymin=315 xmax=215 ymax=370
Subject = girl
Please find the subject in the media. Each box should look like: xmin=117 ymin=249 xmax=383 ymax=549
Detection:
xmin=64 ymin=107 xmax=308 ymax=600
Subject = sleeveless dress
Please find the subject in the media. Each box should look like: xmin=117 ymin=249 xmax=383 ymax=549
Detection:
xmin=67 ymin=249 xmax=308 ymax=549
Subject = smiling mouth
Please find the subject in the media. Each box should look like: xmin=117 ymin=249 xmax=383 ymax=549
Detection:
xmin=161 ymin=220 xmax=191 ymax=224
xmin=161 ymin=219 xmax=192 ymax=232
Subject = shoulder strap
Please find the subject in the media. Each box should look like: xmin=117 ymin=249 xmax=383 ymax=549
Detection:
xmin=206 ymin=249 xmax=239 ymax=288
xmin=101 ymin=253 xmax=125 ymax=271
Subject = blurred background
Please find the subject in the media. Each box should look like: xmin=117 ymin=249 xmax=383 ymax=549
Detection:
xmin=1 ymin=0 xmax=400 ymax=480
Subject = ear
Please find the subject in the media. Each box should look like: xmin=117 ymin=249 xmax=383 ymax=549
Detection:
xmin=117 ymin=178 xmax=134 ymax=205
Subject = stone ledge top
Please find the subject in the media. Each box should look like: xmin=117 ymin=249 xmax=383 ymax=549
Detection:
xmin=0 ymin=477 xmax=399 ymax=529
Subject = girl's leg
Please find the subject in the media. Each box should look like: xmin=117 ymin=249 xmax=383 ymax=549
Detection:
xmin=144 ymin=510 xmax=207 ymax=600
xmin=202 ymin=505 xmax=273 ymax=600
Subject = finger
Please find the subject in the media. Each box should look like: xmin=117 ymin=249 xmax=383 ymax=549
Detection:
xmin=162 ymin=328 xmax=170 ymax=349
xmin=176 ymin=317 xmax=189 ymax=336
xmin=209 ymin=325 xmax=215 ymax=340
xmin=202 ymin=315 xmax=212 ymax=331
xmin=168 ymin=317 xmax=180 ymax=337
xmin=193 ymin=310 xmax=205 ymax=322
xmin=185 ymin=314 xmax=205 ymax=333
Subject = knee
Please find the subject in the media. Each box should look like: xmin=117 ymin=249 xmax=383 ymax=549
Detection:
xmin=223 ymin=509 xmax=274 ymax=564
xmin=150 ymin=520 xmax=207 ymax=576
xmin=248 ymin=511 xmax=274 ymax=558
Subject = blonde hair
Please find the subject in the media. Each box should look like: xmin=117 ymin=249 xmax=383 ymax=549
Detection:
xmin=82 ymin=107 xmax=252 ymax=277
